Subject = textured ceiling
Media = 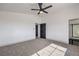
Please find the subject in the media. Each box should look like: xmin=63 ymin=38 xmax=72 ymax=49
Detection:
xmin=0 ymin=3 xmax=79 ymax=15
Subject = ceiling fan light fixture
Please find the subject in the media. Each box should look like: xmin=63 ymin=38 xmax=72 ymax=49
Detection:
xmin=40 ymin=11 xmax=43 ymax=13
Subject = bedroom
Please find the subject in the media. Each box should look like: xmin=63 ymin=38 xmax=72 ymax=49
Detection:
xmin=0 ymin=2 xmax=79 ymax=56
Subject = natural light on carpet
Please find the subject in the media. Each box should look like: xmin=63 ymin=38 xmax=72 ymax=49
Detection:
xmin=31 ymin=43 xmax=67 ymax=56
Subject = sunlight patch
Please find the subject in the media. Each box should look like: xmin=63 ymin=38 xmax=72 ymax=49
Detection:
xmin=31 ymin=43 xmax=67 ymax=56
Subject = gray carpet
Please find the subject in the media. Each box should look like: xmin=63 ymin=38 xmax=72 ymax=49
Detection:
xmin=0 ymin=38 xmax=79 ymax=56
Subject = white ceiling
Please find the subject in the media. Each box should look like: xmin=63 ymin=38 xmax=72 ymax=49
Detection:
xmin=0 ymin=3 xmax=79 ymax=15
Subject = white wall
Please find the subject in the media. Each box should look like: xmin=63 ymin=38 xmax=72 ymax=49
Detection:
xmin=0 ymin=4 xmax=79 ymax=46
xmin=40 ymin=4 xmax=79 ymax=44
xmin=0 ymin=11 xmax=41 ymax=46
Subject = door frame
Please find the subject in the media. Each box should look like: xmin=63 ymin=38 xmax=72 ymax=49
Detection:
xmin=35 ymin=23 xmax=46 ymax=39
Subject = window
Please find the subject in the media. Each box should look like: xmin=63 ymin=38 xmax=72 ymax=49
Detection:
xmin=72 ymin=24 xmax=79 ymax=38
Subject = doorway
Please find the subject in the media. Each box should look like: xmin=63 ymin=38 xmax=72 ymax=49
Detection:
xmin=40 ymin=23 xmax=46 ymax=38
xmin=35 ymin=23 xmax=46 ymax=39
xmin=35 ymin=24 xmax=38 ymax=38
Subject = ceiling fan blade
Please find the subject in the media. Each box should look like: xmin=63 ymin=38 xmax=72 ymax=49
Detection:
xmin=43 ymin=10 xmax=48 ymax=14
xmin=43 ymin=5 xmax=52 ymax=10
xmin=38 ymin=11 xmax=40 ymax=15
xmin=38 ymin=3 xmax=42 ymax=9
xmin=31 ymin=9 xmax=39 ymax=10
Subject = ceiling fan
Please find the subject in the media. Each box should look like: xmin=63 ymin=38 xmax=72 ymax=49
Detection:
xmin=31 ymin=3 xmax=52 ymax=14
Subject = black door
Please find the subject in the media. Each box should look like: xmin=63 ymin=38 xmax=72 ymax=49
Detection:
xmin=40 ymin=23 xmax=46 ymax=39
xmin=35 ymin=24 xmax=38 ymax=38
